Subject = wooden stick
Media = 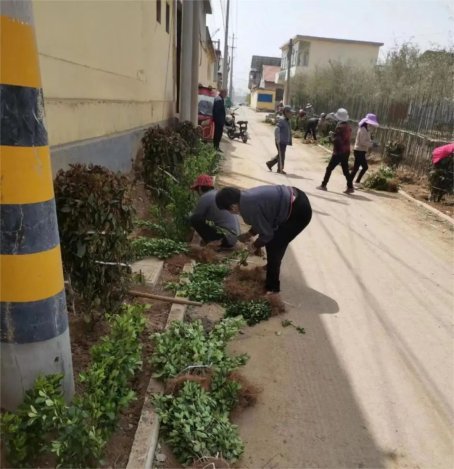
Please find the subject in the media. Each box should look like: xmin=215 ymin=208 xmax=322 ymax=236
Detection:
xmin=128 ymin=290 xmax=202 ymax=306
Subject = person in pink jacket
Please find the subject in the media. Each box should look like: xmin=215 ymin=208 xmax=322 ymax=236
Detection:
xmin=350 ymin=113 xmax=379 ymax=186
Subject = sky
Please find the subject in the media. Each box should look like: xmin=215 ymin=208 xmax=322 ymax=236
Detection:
xmin=207 ymin=0 xmax=454 ymax=97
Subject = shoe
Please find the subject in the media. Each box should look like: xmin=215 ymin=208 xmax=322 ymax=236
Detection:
xmin=316 ymin=185 xmax=327 ymax=191
xmin=266 ymin=161 xmax=273 ymax=171
xmin=277 ymin=170 xmax=287 ymax=174
xmin=344 ymin=187 xmax=355 ymax=194
xmin=354 ymin=182 xmax=363 ymax=189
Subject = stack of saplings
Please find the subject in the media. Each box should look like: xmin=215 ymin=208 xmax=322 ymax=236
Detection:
xmin=54 ymin=164 xmax=134 ymax=322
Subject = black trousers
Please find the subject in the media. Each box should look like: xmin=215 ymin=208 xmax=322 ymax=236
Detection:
xmin=304 ymin=124 xmax=317 ymax=140
xmin=350 ymin=150 xmax=369 ymax=183
xmin=265 ymin=188 xmax=312 ymax=292
xmin=213 ymin=122 xmax=224 ymax=150
xmin=189 ymin=215 xmax=232 ymax=247
xmin=322 ymin=152 xmax=353 ymax=189
xmin=267 ymin=142 xmax=287 ymax=171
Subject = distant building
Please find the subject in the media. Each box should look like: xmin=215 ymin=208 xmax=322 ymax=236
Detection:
xmin=277 ymin=35 xmax=383 ymax=83
xmin=248 ymin=56 xmax=283 ymax=111
xmin=248 ymin=55 xmax=281 ymax=90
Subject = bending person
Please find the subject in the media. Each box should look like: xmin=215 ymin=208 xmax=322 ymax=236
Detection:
xmin=216 ymin=185 xmax=312 ymax=294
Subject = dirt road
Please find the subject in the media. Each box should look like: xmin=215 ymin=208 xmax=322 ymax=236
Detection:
xmin=220 ymin=108 xmax=454 ymax=469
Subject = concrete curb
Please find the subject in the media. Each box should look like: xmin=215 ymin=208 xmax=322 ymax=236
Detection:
xmin=398 ymin=189 xmax=454 ymax=226
xmin=126 ymin=262 xmax=195 ymax=469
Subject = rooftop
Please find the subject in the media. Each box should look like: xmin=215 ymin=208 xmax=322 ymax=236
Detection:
xmin=281 ymin=35 xmax=384 ymax=49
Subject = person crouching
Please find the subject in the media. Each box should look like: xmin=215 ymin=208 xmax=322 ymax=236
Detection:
xmin=189 ymin=174 xmax=240 ymax=251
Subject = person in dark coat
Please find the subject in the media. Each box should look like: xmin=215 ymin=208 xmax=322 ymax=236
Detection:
xmin=317 ymin=108 xmax=354 ymax=194
xmin=212 ymin=89 xmax=227 ymax=152
xmin=304 ymin=113 xmax=325 ymax=141
xmin=216 ymin=185 xmax=312 ymax=294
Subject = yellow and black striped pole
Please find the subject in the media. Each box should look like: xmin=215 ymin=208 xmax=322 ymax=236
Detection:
xmin=0 ymin=0 xmax=74 ymax=409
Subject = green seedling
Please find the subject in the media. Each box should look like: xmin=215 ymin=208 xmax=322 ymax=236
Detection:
xmin=281 ymin=319 xmax=306 ymax=335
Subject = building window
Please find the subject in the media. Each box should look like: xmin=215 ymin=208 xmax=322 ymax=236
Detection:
xmin=156 ymin=0 xmax=161 ymax=23
xmin=166 ymin=3 xmax=170 ymax=33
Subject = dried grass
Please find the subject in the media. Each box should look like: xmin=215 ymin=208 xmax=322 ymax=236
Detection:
xmin=224 ymin=266 xmax=285 ymax=315
xmin=229 ymin=372 xmax=260 ymax=409
xmin=191 ymin=456 xmax=231 ymax=469
xmin=164 ymin=368 xmax=213 ymax=395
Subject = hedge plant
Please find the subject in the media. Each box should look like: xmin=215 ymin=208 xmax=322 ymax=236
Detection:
xmin=54 ymin=164 xmax=134 ymax=322
xmin=1 ymin=305 xmax=146 ymax=468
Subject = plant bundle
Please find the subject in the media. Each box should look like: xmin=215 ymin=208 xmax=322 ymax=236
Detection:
xmin=150 ymin=318 xmax=248 ymax=464
xmin=224 ymin=300 xmax=272 ymax=326
xmin=54 ymin=164 xmax=135 ymax=319
xmin=364 ymin=165 xmax=399 ymax=192
xmin=131 ymin=237 xmax=188 ymax=259
xmin=166 ymin=262 xmax=231 ymax=303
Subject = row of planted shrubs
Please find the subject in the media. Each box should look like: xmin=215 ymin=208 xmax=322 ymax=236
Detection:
xmin=1 ymin=305 xmax=146 ymax=468
xmin=53 ymin=121 xmax=220 ymax=323
xmin=1 ymin=122 xmax=223 ymax=468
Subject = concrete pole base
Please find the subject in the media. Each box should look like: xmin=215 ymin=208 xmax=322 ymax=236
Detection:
xmin=1 ymin=328 xmax=74 ymax=409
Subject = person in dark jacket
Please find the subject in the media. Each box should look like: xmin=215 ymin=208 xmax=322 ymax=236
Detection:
xmin=216 ymin=185 xmax=312 ymax=294
xmin=189 ymin=174 xmax=240 ymax=250
xmin=304 ymin=113 xmax=325 ymax=141
xmin=266 ymin=105 xmax=293 ymax=174
xmin=317 ymin=108 xmax=354 ymax=194
xmin=212 ymin=89 xmax=227 ymax=152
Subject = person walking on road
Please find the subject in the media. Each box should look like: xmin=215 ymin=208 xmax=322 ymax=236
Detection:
xmin=304 ymin=113 xmax=326 ymax=142
xmin=212 ymin=89 xmax=227 ymax=152
xmin=266 ymin=105 xmax=293 ymax=174
xmin=189 ymin=174 xmax=240 ymax=251
xmin=215 ymin=184 xmax=312 ymax=294
xmin=351 ymin=113 xmax=379 ymax=186
xmin=317 ymin=108 xmax=354 ymax=194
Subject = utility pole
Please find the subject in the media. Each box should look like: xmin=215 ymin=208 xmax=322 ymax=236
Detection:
xmin=283 ymin=38 xmax=293 ymax=105
xmin=222 ymin=0 xmax=230 ymax=91
xmin=190 ymin=1 xmax=200 ymax=124
xmin=0 ymin=0 xmax=74 ymax=409
xmin=180 ymin=0 xmax=194 ymax=122
xmin=228 ymin=33 xmax=235 ymax=100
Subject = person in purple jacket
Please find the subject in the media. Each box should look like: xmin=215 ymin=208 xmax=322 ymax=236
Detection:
xmin=216 ymin=185 xmax=312 ymax=294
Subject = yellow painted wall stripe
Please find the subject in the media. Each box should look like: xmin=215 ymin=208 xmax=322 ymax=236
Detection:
xmin=0 ymin=245 xmax=64 ymax=302
xmin=0 ymin=15 xmax=41 ymax=88
xmin=0 ymin=146 xmax=54 ymax=204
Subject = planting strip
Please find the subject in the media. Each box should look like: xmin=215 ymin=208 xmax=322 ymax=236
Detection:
xmin=398 ymin=189 xmax=454 ymax=226
xmin=126 ymin=261 xmax=194 ymax=469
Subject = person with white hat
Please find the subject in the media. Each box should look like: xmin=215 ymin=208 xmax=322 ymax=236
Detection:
xmin=317 ymin=108 xmax=354 ymax=194
xmin=351 ymin=113 xmax=379 ymax=186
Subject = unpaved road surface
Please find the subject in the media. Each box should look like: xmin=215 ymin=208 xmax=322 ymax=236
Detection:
xmin=219 ymin=108 xmax=454 ymax=469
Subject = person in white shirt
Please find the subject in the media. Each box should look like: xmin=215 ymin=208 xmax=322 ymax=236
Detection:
xmin=351 ymin=113 xmax=379 ymax=185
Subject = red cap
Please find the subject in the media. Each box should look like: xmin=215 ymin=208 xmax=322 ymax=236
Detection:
xmin=191 ymin=174 xmax=214 ymax=190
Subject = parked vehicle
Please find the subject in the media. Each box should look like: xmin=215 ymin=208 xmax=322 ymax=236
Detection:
xmin=197 ymin=86 xmax=216 ymax=141
xmin=225 ymin=108 xmax=249 ymax=143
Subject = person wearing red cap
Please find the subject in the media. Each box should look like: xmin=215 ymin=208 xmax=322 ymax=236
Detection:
xmin=190 ymin=174 xmax=240 ymax=250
